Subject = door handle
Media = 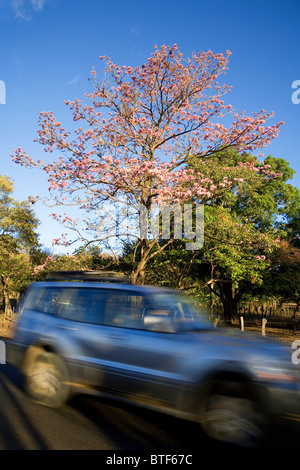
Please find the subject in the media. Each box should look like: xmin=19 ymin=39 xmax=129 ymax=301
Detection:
xmin=107 ymin=335 xmax=127 ymax=341
xmin=56 ymin=325 xmax=77 ymax=331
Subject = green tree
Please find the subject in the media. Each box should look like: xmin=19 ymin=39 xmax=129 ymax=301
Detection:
xmin=189 ymin=152 xmax=300 ymax=320
xmin=254 ymin=239 xmax=300 ymax=316
xmin=0 ymin=175 xmax=40 ymax=315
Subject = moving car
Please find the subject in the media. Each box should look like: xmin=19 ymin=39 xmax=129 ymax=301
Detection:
xmin=8 ymin=271 xmax=300 ymax=447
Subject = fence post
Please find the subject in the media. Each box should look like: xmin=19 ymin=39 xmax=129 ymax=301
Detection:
xmin=262 ymin=318 xmax=267 ymax=336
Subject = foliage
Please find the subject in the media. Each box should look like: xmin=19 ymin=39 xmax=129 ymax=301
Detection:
xmin=0 ymin=175 xmax=40 ymax=315
xmin=258 ymin=240 xmax=300 ymax=309
xmin=0 ymin=175 xmax=39 ymax=251
xmin=31 ymin=248 xmax=117 ymax=281
xmin=190 ymin=152 xmax=300 ymax=319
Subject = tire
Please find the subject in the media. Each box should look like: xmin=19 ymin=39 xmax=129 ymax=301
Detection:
xmin=199 ymin=380 xmax=268 ymax=447
xmin=24 ymin=351 xmax=70 ymax=407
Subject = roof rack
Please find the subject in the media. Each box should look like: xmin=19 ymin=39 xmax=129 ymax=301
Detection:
xmin=45 ymin=271 xmax=132 ymax=283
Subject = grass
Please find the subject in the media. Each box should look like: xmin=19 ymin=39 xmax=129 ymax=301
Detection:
xmin=0 ymin=323 xmax=15 ymax=338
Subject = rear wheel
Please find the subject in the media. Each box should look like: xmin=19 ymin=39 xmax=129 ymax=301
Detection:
xmin=199 ymin=381 xmax=268 ymax=447
xmin=24 ymin=351 xmax=70 ymax=407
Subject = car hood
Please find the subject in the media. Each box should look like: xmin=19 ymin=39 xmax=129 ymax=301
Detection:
xmin=186 ymin=325 xmax=293 ymax=364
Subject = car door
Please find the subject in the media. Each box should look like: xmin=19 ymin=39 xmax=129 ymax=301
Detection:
xmin=85 ymin=289 xmax=190 ymax=408
xmin=53 ymin=286 xmax=192 ymax=408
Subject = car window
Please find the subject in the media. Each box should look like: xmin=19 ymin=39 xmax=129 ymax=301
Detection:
xmin=26 ymin=287 xmax=61 ymax=316
xmin=25 ymin=286 xmax=209 ymax=331
xmin=103 ymin=291 xmax=145 ymax=328
xmin=56 ymin=288 xmax=107 ymax=323
xmin=142 ymin=292 xmax=210 ymax=331
xmin=149 ymin=293 xmax=202 ymax=320
xmin=26 ymin=287 xmax=107 ymax=324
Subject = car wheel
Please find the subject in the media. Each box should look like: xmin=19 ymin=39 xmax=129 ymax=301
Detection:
xmin=199 ymin=381 xmax=268 ymax=447
xmin=24 ymin=351 xmax=70 ymax=407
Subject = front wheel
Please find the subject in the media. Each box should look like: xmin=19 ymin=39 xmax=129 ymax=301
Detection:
xmin=24 ymin=351 xmax=70 ymax=407
xmin=199 ymin=381 xmax=268 ymax=447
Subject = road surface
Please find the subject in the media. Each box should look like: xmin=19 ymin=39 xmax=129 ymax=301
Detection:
xmin=0 ymin=355 xmax=300 ymax=454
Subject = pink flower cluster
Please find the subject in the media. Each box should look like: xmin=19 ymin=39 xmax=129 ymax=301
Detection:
xmin=32 ymin=256 xmax=53 ymax=275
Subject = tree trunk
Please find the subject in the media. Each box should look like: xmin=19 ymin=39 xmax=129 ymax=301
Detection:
xmin=1 ymin=274 xmax=12 ymax=319
xmin=219 ymin=281 xmax=238 ymax=322
xmin=131 ymin=259 xmax=147 ymax=284
xmin=130 ymin=239 xmax=149 ymax=284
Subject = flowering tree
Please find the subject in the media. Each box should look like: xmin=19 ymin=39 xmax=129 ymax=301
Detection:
xmin=12 ymin=44 xmax=283 ymax=283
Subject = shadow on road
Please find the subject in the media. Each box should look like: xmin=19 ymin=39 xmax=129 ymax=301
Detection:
xmin=1 ymin=362 xmax=300 ymax=453
xmin=68 ymin=393 xmax=200 ymax=451
xmin=67 ymin=389 xmax=300 ymax=453
xmin=0 ymin=363 xmax=50 ymax=449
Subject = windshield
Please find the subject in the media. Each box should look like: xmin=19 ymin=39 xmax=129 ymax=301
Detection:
xmin=146 ymin=292 xmax=211 ymax=330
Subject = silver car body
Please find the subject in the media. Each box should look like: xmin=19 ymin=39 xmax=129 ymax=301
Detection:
xmin=8 ymin=280 xmax=300 ymax=446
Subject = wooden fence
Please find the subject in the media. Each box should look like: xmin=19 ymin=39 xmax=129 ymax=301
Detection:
xmin=238 ymin=301 xmax=299 ymax=321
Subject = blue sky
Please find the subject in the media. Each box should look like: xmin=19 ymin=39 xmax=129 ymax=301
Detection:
xmin=0 ymin=0 xmax=299 ymax=253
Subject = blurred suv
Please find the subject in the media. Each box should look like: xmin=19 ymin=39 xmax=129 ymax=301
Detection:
xmin=8 ymin=271 xmax=300 ymax=447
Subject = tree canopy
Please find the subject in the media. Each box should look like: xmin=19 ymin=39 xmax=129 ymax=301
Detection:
xmin=0 ymin=175 xmax=40 ymax=315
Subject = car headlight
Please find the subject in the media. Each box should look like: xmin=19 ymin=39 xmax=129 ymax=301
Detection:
xmin=253 ymin=364 xmax=300 ymax=384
